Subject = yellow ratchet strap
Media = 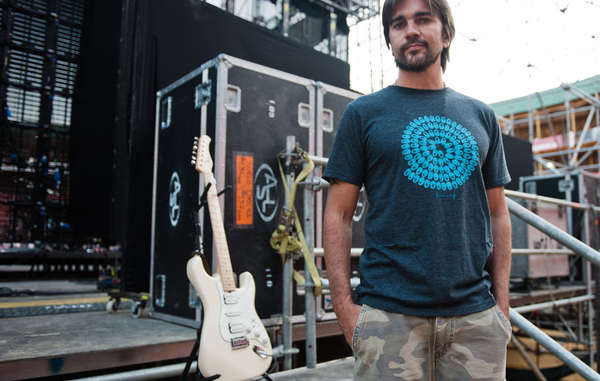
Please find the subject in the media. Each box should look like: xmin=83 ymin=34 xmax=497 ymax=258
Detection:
xmin=269 ymin=148 xmax=322 ymax=296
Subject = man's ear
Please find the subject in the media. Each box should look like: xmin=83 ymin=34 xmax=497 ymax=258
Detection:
xmin=442 ymin=31 xmax=451 ymax=48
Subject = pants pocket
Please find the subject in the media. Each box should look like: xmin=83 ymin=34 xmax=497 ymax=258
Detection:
xmin=352 ymin=304 xmax=369 ymax=351
xmin=493 ymin=305 xmax=512 ymax=339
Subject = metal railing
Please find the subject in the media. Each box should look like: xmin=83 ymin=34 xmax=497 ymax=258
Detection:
xmin=505 ymin=190 xmax=598 ymax=378
xmin=285 ymin=142 xmax=600 ymax=379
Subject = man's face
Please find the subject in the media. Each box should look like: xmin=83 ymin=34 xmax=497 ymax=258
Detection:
xmin=388 ymin=0 xmax=449 ymax=72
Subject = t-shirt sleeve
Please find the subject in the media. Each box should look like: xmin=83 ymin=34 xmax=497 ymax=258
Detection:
xmin=322 ymin=103 xmax=365 ymax=186
xmin=482 ymin=111 xmax=511 ymax=189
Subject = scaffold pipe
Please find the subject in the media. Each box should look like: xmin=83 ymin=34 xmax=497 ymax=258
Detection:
xmin=73 ymin=361 xmax=197 ymax=380
xmin=510 ymin=309 xmax=600 ymax=380
xmin=511 ymin=249 xmax=575 ymax=255
xmin=513 ymin=295 xmax=595 ymax=314
xmin=313 ymin=248 xmax=575 ymax=257
xmin=505 ymin=189 xmax=600 ymax=212
xmin=506 ymin=198 xmax=600 ymax=267
xmin=312 ymin=247 xmax=362 ymax=257
xmin=308 ymin=154 xmax=328 ymax=167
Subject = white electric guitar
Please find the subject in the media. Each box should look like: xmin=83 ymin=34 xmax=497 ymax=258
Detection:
xmin=187 ymin=135 xmax=272 ymax=381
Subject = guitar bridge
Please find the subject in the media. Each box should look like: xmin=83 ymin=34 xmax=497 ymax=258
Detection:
xmin=231 ymin=336 xmax=250 ymax=350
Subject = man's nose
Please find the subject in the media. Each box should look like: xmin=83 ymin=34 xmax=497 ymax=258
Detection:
xmin=405 ymin=20 xmax=420 ymax=38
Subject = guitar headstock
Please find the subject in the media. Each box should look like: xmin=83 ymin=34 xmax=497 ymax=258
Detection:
xmin=191 ymin=135 xmax=213 ymax=177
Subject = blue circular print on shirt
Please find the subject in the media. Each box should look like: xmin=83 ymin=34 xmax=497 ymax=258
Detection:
xmin=401 ymin=115 xmax=479 ymax=191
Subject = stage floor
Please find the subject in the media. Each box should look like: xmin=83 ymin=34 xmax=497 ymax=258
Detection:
xmin=0 ymin=280 xmax=591 ymax=380
xmin=271 ymin=357 xmax=353 ymax=381
xmin=0 ymin=309 xmax=196 ymax=380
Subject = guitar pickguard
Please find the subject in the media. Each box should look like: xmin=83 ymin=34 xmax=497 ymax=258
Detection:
xmin=215 ymin=273 xmax=271 ymax=351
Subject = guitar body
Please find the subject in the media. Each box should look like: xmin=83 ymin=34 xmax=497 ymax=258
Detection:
xmin=187 ymin=256 xmax=272 ymax=381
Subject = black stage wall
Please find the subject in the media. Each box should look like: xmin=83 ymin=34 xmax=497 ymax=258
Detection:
xmin=148 ymin=1 xmax=350 ymax=90
xmin=70 ymin=0 xmax=350 ymax=292
xmin=501 ymin=134 xmax=533 ymax=191
xmin=70 ymin=1 xmax=122 ymax=246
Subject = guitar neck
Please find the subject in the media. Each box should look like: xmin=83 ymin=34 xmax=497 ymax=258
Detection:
xmin=206 ymin=179 xmax=237 ymax=292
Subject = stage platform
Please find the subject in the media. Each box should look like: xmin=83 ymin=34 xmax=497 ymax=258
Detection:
xmin=271 ymin=357 xmax=353 ymax=380
xmin=0 ymin=310 xmax=196 ymax=380
xmin=0 ymin=281 xmax=591 ymax=380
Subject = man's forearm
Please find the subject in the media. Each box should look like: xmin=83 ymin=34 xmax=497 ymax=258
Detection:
xmin=322 ymin=181 xmax=361 ymax=344
xmin=490 ymin=212 xmax=512 ymax=315
xmin=323 ymin=213 xmax=354 ymax=314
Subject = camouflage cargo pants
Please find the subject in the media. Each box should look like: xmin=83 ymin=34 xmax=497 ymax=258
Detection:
xmin=352 ymin=304 xmax=511 ymax=380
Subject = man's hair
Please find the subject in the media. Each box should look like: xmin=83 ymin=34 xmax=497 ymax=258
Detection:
xmin=381 ymin=0 xmax=455 ymax=72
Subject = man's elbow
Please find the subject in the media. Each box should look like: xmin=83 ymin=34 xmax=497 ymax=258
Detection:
xmin=324 ymin=205 xmax=353 ymax=229
xmin=493 ymin=210 xmax=511 ymax=227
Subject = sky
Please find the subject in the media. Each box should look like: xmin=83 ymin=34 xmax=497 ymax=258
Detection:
xmin=348 ymin=0 xmax=600 ymax=105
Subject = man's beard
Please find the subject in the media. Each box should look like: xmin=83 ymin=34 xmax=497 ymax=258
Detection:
xmin=395 ymin=39 xmax=441 ymax=72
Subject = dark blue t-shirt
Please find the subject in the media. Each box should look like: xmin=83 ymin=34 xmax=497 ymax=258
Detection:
xmin=323 ymin=85 xmax=511 ymax=316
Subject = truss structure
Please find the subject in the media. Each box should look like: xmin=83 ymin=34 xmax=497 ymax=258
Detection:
xmin=496 ymin=80 xmax=600 ymax=176
xmin=310 ymin=0 xmax=380 ymax=25
xmin=0 ymin=0 xmax=83 ymax=242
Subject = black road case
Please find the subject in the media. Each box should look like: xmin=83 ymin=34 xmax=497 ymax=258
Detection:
xmin=314 ymin=82 xmax=364 ymax=250
xmin=312 ymin=82 xmax=365 ymax=312
xmin=150 ymin=55 xmax=317 ymax=326
xmin=514 ymin=170 xmax=600 ymax=281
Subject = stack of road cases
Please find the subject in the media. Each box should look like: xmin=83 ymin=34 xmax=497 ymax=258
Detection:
xmin=151 ymin=54 xmax=315 ymax=325
xmin=511 ymin=171 xmax=600 ymax=281
xmin=150 ymin=54 xmax=365 ymax=327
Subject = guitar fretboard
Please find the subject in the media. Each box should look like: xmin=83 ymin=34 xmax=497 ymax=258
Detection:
xmin=206 ymin=179 xmax=236 ymax=292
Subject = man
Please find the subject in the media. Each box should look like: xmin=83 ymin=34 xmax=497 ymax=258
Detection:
xmin=322 ymin=0 xmax=512 ymax=380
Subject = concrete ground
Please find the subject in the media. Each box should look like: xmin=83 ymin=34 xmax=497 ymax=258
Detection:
xmin=271 ymin=358 xmax=354 ymax=381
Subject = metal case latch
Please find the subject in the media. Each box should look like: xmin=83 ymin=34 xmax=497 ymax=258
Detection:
xmin=195 ymin=80 xmax=212 ymax=109
xmin=225 ymin=85 xmax=242 ymax=112
xmin=321 ymin=108 xmax=334 ymax=133
xmin=559 ymin=179 xmax=574 ymax=192
xmin=155 ymin=274 xmax=166 ymax=307
xmin=298 ymin=103 xmax=311 ymax=128
xmin=160 ymin=97 xmax=172 ymax=129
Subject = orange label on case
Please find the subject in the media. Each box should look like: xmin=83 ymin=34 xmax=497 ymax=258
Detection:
xmin=235 ymin=154 xmax=254 ymax=226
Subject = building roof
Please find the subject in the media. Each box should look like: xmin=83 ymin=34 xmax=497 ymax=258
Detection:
xmin=490 ymin=74 xmax=600 ymax=117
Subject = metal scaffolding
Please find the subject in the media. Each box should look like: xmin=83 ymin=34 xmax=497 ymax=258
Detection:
xmin=0 ymin=0 xmax=83 ymax=244
xmin=209 ymin=0 xmax=379 ymax=61
xmin=495 ymin=79 xmax=600 ymax=176
xmin=295 ymin=146 xmax=600 ymax=379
